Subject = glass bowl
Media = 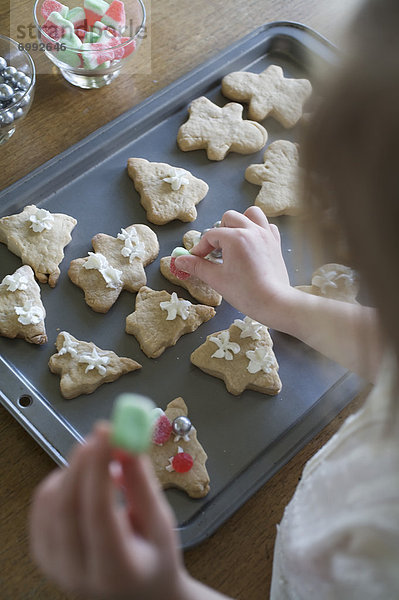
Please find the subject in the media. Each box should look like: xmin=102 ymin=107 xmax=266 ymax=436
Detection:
xmin=0 ymin=35 xmax=36 ymax=145
xmin=33 ymin=0 xmax=146 ymax=89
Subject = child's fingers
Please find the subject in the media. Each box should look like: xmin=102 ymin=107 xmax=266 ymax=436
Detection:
xmin=174 ymin=253 xmax=221 ymax=287
xmin=221 ymin=209 xmax=249 ymax=228
xmin=243 ymin=205 xmax=270 ymax=228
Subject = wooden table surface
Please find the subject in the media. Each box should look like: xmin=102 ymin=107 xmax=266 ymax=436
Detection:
xmin=1 ymin=1 xmax=364 ymax=598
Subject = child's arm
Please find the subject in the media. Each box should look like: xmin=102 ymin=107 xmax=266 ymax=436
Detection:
xmin=29 ymin=424 xmax=232 ymax=600
xmin=175 ymin=207 xmax=383 ymax=382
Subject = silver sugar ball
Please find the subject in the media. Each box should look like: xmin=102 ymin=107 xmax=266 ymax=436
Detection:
xmin=200 ymin=227 xmax=212 ymax=238
xmin=0 ymin=75 xmax=5 ymax=84
xmin=0 ymin=83 xmax=14 ymax=101
xmin=14 ymin=72 xmax=31 ymax=91
xmin=0 ymin=110 xmax=14 ymax=125
xmin=11 ymin=90 xmax=24 ymax=104
xmin=213 ymin=220 xmax=222 ymax=228
xmin=12 ymin=107 xmax=24 ymax=120
xmin=0 ymin=57 xmax=7 ymax=72
xmin=172 ymin=416 xmax=192 ymax=437
xmin=19 ymin=93 xmax=31 ymax=107
xmin=3 ymin=66 xmax=17 ymax=80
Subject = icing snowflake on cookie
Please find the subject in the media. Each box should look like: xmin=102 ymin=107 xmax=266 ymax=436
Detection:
xmin=160 ymin=292 xmax=191 ymax=321
xmin=210 ymin=330 xmax=240 ymax=360
xmin=117 ymin=227 xmax=145 ymax=262
xmin=14 ymin=301 xmax=44 ymax=325
xmin=84 ymin=252 xmax=123 ymax=289
xmin=312 ymin=270 xmax=354 ymax=295
xmin=233 ymin=316 xmax=264 ymax=340
xmin=78 ymin=347 xmax=110 ymax=375
xmin=162 ymin=167 xmax=190 ymax=191
xmin=58 ymin=332 xmax=79 ymax=358
xmin=246 ymin=347 xmax=274 ymax=374
xmin=2 ymin=271 xmax=29 ymax=292
xmin=29 ymin=208 xmax=54 ymax=233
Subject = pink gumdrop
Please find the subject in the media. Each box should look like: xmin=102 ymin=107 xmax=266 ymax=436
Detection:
xmin=41 ymin=0 xmax=68 ymax=20
xmin=120 ymin=36 xmax=136 ymax=58
xmin=101 ymin=0 xmax=126 ymax=32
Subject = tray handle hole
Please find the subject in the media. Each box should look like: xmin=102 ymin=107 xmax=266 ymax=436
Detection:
xmin=18 ymin=395 xmax=33 ymax=408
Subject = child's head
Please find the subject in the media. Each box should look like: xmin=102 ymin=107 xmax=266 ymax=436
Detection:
xmin=303 ymin=0 xmax=399 ymax=358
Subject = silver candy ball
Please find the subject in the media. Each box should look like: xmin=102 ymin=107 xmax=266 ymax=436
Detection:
xmin=0 ymin=75 xmax=5 ymax=84
xmin=15 ymin=73 xmax=31 ymax=91
xmin=0 ymin=110 xmax=14 ymax=126
xmin=11 ymin=90 xmax=24 ymax=104
xmin=172 ymin=416 xmax=192 ymax=437
xmin=3 ymin=66 xmax=17 ymax=80
xmin=213 ymin=220 xmax=222 ymax=228
xmin=12 ymin=107 xmax=24 ymax=120
xmin=0 ymin=83 xmax=14 ymax=101
xmin=0 ymin=57 xmax=7 ymax=73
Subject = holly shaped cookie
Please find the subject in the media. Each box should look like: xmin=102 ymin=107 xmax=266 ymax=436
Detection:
xmin=0 ymin=204 xmax=77 ymax=287
xmin=125 ymin=286 xmax=216 ymax=358
xmin=296 ymin=263 xmax=359 ymax=303
xmin=0 ymin=265 xmax=47 ymax=345
xmin=49 ymin=332 xmax=142 ymax=399
xmin=150 ymin=397 xmax=210 ymax=498
xmin=177 ymin=96 xmax=268 ymax=161
xmin=245 ymin=140 xmax=303 ymax=217
xmin=127 ymin=158 xmax=209 ymax=225
xmin=191 ymin=316 xmax=281 ymax=396
xmin=222 ymin=64 xmax=312 ymax=127
xmin=68 ymin=224 xmax=159 ymax=313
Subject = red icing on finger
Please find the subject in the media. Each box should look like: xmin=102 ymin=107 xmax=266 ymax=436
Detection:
xmin=170 ymin=257 xmax=190 ymax=280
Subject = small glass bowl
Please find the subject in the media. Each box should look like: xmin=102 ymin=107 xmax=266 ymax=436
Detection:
xmin=0 ymin=35 xmax=36 ymax=145
xmin=33 ymin=0 xmax=146 ymax=89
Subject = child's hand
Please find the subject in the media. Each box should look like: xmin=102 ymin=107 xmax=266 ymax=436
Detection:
xmin=174 ymin=207 xmax=293 ymax=328
xmin=29 ymin=424 xmax=185 ymax=600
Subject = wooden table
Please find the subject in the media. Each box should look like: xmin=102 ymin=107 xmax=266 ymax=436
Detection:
xmin=1 ymin=1 xmax=364 ymax=598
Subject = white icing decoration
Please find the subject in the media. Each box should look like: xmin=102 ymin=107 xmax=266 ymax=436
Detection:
xmin=83 ymin=252 xmax=123 ymax=289
xmin=165 ymin=446 xmax=184 ymax=472
xmin=160 ymin=292 xmax=191 ymax=321
xmin=233 ymin=316 xmax=264 ymax=340
xmin=78 ymin=347 xmax=110 ymax=375
xmin=174 ymin=431 xmax=191 ymax=443
xmin=1 ymin=272 xmax=29 ymax=292
xmin=162 ymin=167 xmax=190 ymax=191
xmin=29 ymin=208 xmax=54 ymax=233
xmin=58 ymin=332 xmax=79 ymax=358
xmin=117 ymin=227 xmax=145 ymax=262
xmin=14 ymin=301 xmax=44 ymax=325
xmin=312 ymin=270 xmax=354 ymax=295
xmin=210 ymin=331 xmax=240 ymax=361
xmin=246 ymin=347 xmax=274 ymax=374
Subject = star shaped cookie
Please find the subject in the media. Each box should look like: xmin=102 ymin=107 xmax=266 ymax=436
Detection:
xmin=0 ymin=204 xmax=77 ymax=287
xmin=191 ymin=316 xmax=281 ymax=396
xmin=0 ymin=265 xmax=47 ymax=345
xmin=177 ymin=96 xmax=268 ymax=161
xmin=68 ymin=224 xmax=159 ymax=313
xmin=160 ymin=230 xmax=222 ymax=307
xmin=296 ymin=263 xmax=359 ymax=303
xmin=49 ymin=331 xmax=142 ymax=399
xmin=127 ymin=158 xmax=209 ymax=225
xmin=245 ymin=140 xmax=304 ymax=217
xmin=222 ymin=64 xmax=312 ymax=127
xmin=125 ymin=286 xmax=216 ymax=358
xmin=150 ymin=397 xmax=210 ymax=498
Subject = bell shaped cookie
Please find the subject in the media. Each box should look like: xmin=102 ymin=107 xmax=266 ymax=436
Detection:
xmin=177 ymin=96 xmax=267 ymax=161
xmin=191 ymin=316 xmax=281 ymax=396
xmin=68 ymin=224 xmax=159 ymax=313
xmin=150 ymin=397 xmax=210 ymax=498
xmin=127 ymin=158 xmax=208 ymax=225
xmin=0 ymin=265 xmax=47 ymax=345
xmin=125 ymin=286 xmax=216 ymax=358
xmin=49 ymin=332 xmax=142 ymax=399
xmin=222 ymin=64 xmax=312 ymax=127
xmin=295 ymin=263 xmax=359 ymax=303
xmin=0 ymin=204 xmax=77 ymax=287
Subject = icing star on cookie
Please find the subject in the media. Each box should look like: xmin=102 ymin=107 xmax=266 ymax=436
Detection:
xmin=0 ymin=265 xmax=47 ymax=345
xmin=150 ymin=397 xmax=210 ymax=498
xmin=0 ymin=204 xmax=77 ymax=287
xmin=191 ymin=316 xmax=281 ymax=396
xmin=68 ymin=224 xmax=159 ymax=313
xmin=245 ymin=140 xmax=303 ymax=217
xmin=296 ymin=263 xmax=359 ymax=304
xmin=125 ymin=286 xmax=216 ymax=358
xmin=177 ymin=96 xmax=268 ymax=161
xmin=49 ymin=332 xmax=142 ymax=399
xmin=127 ymin=158 xmax=209 ymax=225
xmin=222 ymin=64 xmax=312 ymax=127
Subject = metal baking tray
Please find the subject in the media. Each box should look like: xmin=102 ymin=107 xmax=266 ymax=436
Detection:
xmin=0 ymin=22 xmax=362 ymax=549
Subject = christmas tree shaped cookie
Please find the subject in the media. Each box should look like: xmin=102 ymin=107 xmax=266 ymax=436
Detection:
xmin=0 ymin=265 xmax=47 ymax=345
xmin=222 ymin=64 xmax=312 ymax=127
xmin=191 ymin=316 xmax=282 ymax=396
xmin=150 ymin=397 xmax=210 ymax=498
xmin=127 ymin=158 xmax=209 ymax=225
xmin=125 ymin=286 xmax=216 ymax=358
xmin=177 ymin=96 xmax=267 ymax=161
xmin=296 ymin=263 xmax=359 ymax=303
xmin=49 ymin=332 xmax=142 ymax=399
xmin=68 ymin=224 xmax=159 ymax=313
xmin=160 ymin=230 xmax=222 ymax=307
xmin=0 ymin=204 xmax=77 ymax=287
xmin=245 ymin=140 xmax=304 ymax=217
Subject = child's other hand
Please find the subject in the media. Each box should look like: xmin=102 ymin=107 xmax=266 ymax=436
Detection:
xmin=174 ymin=207 xmax=292 ymax=327
xmin=29 ymin=424 xmax=184 ymax=600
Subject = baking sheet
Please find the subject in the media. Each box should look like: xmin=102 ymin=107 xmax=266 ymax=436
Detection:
xmin=0 ymin=22 xmax=362 ymax=548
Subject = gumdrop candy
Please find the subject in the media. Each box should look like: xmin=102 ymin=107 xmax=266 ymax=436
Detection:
xmin=152 ymin=414 xmax=173 ymax=446
xmin=172 ymin=450 xmax=194 ymax=473
xmin=67 ymin=6 xmax=87 ymax=29
xmin=42 ymin=11 xmax=74 ymax=42
xmin=41 ymin=0 xmax=69 ymax=20
xmin=84 ymin=0 xmax=110 ymax=29
xmin=101 ymin=0 xmax=126 ymax=33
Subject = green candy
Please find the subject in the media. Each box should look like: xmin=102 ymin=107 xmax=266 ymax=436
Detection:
xmin=111 ymin=393 xmax=155 ymax=454
xmin=171 ymin=246 xmax=191 ymax=258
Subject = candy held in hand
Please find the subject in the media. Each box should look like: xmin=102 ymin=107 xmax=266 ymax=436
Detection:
xmin=111 ymin=393 xmax=155 ymax=454
xmin=170 ymin=246 xmax=191 ymax=280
